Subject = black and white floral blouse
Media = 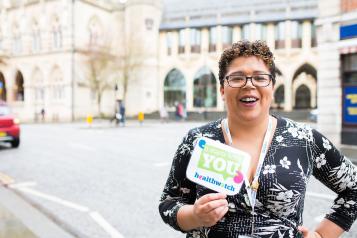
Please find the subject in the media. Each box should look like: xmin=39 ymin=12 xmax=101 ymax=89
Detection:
xmin=159 ymin=116 xmax=357 ymax=238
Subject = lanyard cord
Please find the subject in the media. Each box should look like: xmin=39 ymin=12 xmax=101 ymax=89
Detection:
xmin=222 ymin=116 xmax=273 ymax=236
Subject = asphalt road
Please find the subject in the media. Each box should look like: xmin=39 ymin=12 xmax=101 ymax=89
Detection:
xmin=0 ymin=120 xmax=356 ymax=238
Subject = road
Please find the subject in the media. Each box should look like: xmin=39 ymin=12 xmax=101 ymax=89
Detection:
xmin=0 ymin=120 xmax=356 ymax=238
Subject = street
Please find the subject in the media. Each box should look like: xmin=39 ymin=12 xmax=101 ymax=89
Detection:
xmin=0 ymin=120 xmax=356 ymax=238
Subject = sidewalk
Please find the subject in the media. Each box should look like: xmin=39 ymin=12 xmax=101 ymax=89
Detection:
xmin=340 ymin=145 xmax=357 ymax=164
xmin=0 ymin=185 xmax=75 ymax=238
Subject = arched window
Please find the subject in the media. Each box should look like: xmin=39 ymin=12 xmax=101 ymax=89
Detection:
xmin=32 ymin=68 xmax=44 ymax=103
xmin=14 ymin=71 xmax=24 ymax=101
xmin=32 ymin=20 xmax=41 ymax=52
xmin=163 ymin=69 xmax=186 ymax=107
xmin=88 ymin=17 xmax=102 ymax=46
xmin=12 ymin=23 xmax=22 ymax=54
xmin=295 ymin=85 xmax=311 ymax=109
xmin=274 ymin=85 xmax=284 ymax=109
xmin=52 ymin=16 xmax=62 ymax=49
xmin=0 ymin=72 xmax=6 ymax=101
xmin=193 ymin=67 xmax=217 ymax=108
xmin=50 ymin=66 xmax=64 ymax=101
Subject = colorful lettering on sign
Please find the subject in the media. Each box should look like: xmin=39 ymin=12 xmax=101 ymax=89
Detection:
xmin=347 ymin=94 xmax=357 ymax=104
xmin=348 ymin=107 xmax=357 ymax=115
xmin=198 ymin=144 xmax=243 ymax=180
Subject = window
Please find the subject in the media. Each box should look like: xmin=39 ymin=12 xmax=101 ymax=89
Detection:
xmin=190 ymin=28 xmax=201 ymax=53
xmin=178 ymin=29 xmax=185 ymax=54
xmin=164 ymin=69 xmax=186 ymax=107
xmin=311 ymin=23 xmax=317 ymax=47
xmin=209 ymin=27 xmax=217 ymax=52
xmin=241 ymin=24 xmax=250 ymax=40
xmin=275 ymin=22 xmax=285 ymax=49
xmin=51 ymin=66 xmax=65 ymax=101
xmin=291 ymin=21 xmax=302 ymax=48
xmin=32 ymin=21 xmax=42 ymax=52
xmin=88 ymin=17 xmax=102 ymax=46
xmin=12 ymin=24 xmax=22 ymax=54
xmin=52 ymin=17 xmax=62 ymax=49
xmin=166 ymin=32 xmax=172 ymax=55
xmin=193 ymin=67 xmax=217 ymax=108
xmin=222 ymin=26 xmax=233 ymax=49
xmin=256 ymin=24 xmax=267 ymax=42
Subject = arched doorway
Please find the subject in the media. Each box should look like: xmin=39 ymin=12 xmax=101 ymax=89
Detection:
xmin=193 ymin=67 xmax=217 ymax=108
xmin=274 ymin=85 xmax=284 ymax=109
xmin=163 ymin=69 xmax=186 ymax=107
xmin=295 ymin=85 xmax=311 ymax=109
xmin=14 ymin=71 xmax=24 ymax=101
xmin=0 ymin=72 xmax=6 ymax=101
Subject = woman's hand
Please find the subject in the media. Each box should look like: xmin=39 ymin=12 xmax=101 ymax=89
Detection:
xmin=298 ymin=226 xmax=322 ymax=238
xmin=192 ymin=193 xmax=228 ymax=227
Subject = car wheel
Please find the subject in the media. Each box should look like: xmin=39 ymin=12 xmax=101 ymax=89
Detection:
xmin=11 ymin=138 xmax=20 ymax=148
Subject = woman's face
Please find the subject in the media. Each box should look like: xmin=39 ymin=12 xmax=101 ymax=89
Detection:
xmin=220 ymin=56 xmax=274 ymax=122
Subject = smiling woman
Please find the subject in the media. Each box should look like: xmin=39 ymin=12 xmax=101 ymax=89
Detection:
xmin=158 ymin=41 xmax=357 ymax=238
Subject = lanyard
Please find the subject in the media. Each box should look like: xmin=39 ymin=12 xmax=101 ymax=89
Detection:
xmin=223 ymin=116 xmax=273 ymax=235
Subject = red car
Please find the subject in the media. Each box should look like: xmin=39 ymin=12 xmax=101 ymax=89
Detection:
xmin=0 ymin=101 xmax=20 ymax=148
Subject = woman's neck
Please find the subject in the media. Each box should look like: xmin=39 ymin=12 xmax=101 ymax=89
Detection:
xmin=227 ymin=114 xmax=271 ymax=140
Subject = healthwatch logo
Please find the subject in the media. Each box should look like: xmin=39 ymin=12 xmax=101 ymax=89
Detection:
xmin=186 ymin=137 xmax=251 ymax=195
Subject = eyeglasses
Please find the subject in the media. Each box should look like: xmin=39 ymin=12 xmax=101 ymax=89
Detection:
xmin=225 ymin=74 xmax=273 ymax=88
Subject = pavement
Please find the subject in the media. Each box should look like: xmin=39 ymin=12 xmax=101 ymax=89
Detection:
xmin=0 ymin=119 xmax=356 ymax=238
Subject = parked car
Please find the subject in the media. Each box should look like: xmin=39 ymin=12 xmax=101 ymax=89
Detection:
xmin=0 ymin=101 xmax=20 ymax=148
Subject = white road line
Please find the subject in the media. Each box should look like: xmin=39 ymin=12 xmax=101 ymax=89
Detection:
xmin=90 ymin=211 xmax=125 ymax=238
xmin=154 ymin=162 xmax=170 ymax=167
xmin=15 ymin=187 xmax=90 ymax=212
xmin=306 ymin=191 xmax=335 ymax=200
xmin=9 ymin=181 xmax=37 ymax=189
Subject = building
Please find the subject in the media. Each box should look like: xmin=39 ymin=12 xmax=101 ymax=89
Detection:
xmin=317 ymin=0 xmax=357 ymax=145
xmin=0 ymin=0 xmax=319 ymax=122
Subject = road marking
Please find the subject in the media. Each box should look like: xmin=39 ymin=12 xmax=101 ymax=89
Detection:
xmin=306 ymin=191 xmax=335 ymax=200
xmin=15 ymin=187 xmax=90 ymax=212
xmin=0 ymin=172 xmax=15 ymax=185
xmin=154 ymin=162 xmax=170 ymax=167
xmin=12 ymin=185 xmax=125 ymax=238
xmin=90 ymin=211 xmax=125 ymax=238
xmin=9 ymin=181 xmax=37 ymax=188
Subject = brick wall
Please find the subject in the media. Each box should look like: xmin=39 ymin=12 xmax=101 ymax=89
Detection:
xmin=342 ymin=0 xmax=357 ymax=12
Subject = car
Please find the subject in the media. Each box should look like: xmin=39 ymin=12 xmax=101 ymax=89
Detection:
xmin=0 ymin=101 xmax=20 ymax=148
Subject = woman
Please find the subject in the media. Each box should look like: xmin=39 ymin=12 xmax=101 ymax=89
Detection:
xmin=159 ymin=41 xmax=357 ymax=238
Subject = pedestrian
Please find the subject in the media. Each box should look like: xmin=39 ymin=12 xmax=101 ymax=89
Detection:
xmin=158 ymin=41 xmax=357 ymax=238
xmin=138 ymin=111 xmax=144 ymax=125
xmin=119 ymin=100 xmax=125 ymax=127
xmin=40 ymin=108 xmax=45 ymax=122
xmin=160 ymin=106 xmax=169 ymax=123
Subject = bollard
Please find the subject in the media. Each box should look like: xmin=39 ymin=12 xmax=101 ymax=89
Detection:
xmin=86 ymin=114 xmax=93 ymax=127
xmin=138 ymin=112 xmax=144 ymax=126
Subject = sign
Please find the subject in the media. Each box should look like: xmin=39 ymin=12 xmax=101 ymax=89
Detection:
xmin=343 ymin=86 xmax=357 ymax=125
xmin=186 ymin=137 xmax=251 ymax=195
xmin=340 ymin=24 xmax=357 ymax=40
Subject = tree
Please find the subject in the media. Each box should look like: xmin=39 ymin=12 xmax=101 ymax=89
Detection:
xmin=81 ymin=46 xmax=117 ymax=117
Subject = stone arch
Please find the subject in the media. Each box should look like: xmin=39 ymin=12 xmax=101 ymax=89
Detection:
xmin=14 ymin=70 xmax=24 ymax=101
xmin=0 ymin=72 xmax=6 ymax=101
xmin=163 ymin=68 xmax=186 ymax=107
xmin=193 ymin=66 xmax=217 ymax=108
xmin=292 ymin=63 xmax=317 ymax=109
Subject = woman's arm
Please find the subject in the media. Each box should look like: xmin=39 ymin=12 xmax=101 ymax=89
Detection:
xmin=298 ymin=218 xmax=344 ymax=238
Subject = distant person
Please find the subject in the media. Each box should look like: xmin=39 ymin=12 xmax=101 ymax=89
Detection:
xmin=138 ymin=111 xmax=144 ymax=126
xmin=176 ymin=102 xmax=184 ymax=121
xmin=40 ymin=108 xmax=45 ymax=122
xmin=159 ymin=41 xmax=357 ymax=238
xmin=160 ymin=106 xmax=169 ymax=123
xmin=119 ymin=100 xmax=126 ymax=127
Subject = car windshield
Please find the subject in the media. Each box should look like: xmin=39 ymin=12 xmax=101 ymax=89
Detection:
xmin=0 ymin=105 xmax=10 ymax=116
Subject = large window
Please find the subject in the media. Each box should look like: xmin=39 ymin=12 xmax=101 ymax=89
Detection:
xmin=275 ymin=22 xmax=285 ymax=49
xmin=241 ymin=24 xmax=250 ymax=40
xmin=291 ymin=21 xmax=302 ymax=48
xmin=14 ymin=71 xmax=24 ymax=101
xmin=12 ymin=23 xmax=22 ymax=54
xmin=178 ymin=29 xmax=185 ymax=54
xmin=256 ymin=24 xmax=267 ymax=42
xmin=164 ymin=69 xmax=186 ymax=107
xmin=193 ymin=67 xmax=217 ymax=108
xmin=190 ymin=28 xmax=201 ymax=53
xmin=52 ymin=16 xmax=62 ymax=49
xmin=311 ymin=23 xmax=317 ymax=47
xmin=51 ymin=66 xmax=65 ymax=101
xmin=32 ymin=21 xmax=42 ymax=52
xmin=222 ymin=26 xmax=233 ymax=49
xmin=0 ymin=72 xmax=6 ymax=101
xmin=209 ymin=27 xmax=217 ymax=52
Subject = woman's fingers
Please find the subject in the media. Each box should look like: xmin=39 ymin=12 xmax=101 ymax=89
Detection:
xmin=297 ymin=226 xmax=310 ymax=237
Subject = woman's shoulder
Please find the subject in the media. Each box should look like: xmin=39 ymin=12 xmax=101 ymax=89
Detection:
xmin=274 ymin=115 xmax=315 ymax=142
xmin=186 ymin=118 xmax=223 ymax=141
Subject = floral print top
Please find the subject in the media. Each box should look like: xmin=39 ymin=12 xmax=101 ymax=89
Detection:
xmin=159 ymin=116 xmax=357 ymax=238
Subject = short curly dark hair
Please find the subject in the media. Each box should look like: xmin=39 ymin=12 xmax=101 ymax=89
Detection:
xmin=218 ymin=40 xmax=276 ymax=87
